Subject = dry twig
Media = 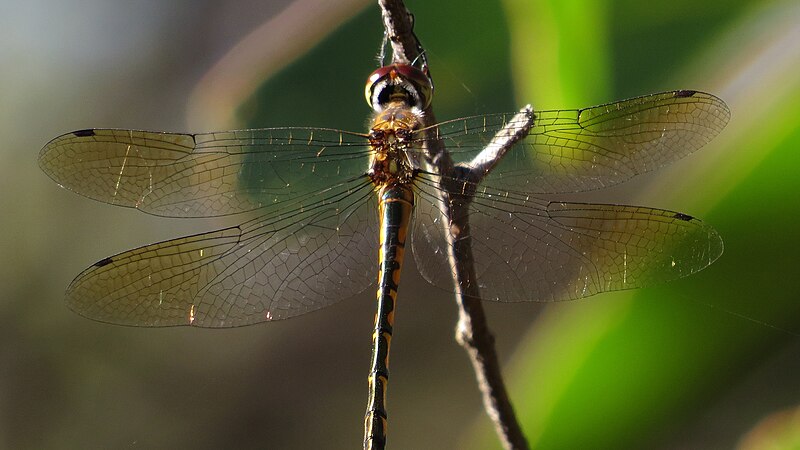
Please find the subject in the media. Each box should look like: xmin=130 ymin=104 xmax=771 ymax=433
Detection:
xmin=376 ymin=1 xmax=531 ymax=449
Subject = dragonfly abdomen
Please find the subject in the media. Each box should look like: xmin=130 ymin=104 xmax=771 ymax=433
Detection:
xmin=364 ymin=184 xmax=413 ymax=450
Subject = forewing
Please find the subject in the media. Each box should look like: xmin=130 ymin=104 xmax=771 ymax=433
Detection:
xmin=422 ymin=90 xmax=729 ymax=193
xmin=39 ymin=127 xmax=370 ymax=217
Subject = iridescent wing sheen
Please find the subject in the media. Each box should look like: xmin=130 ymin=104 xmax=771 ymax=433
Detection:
xmin=40 ymin=127 xmax=380 ymax=327
xmin=39 ymin=127 xmax=371 ymax=217
xmin=417 ymin=90 xmax=730 ymax=193
xmin=64 ymin=178 xmax=378 ymax=327
xmin=42 ymin=90 xmax=729 ymax=322
xmin=412 ymin=175 xmax=723 ymax=302
xmin=410 ymin=91 xmax=728 ymax=302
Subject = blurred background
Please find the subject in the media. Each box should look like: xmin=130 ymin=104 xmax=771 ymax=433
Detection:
xmin=4 ymin=0 xmax=800 ymax=448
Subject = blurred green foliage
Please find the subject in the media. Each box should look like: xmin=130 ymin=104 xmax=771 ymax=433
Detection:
xmin=242 ymin=0 xmax=517 ymax=131
xmin=243 ymin=0 xmax=800 ymax=448
xmin=475 ymin=0 xmax=800 ymax=449
xmin=22 ymin=0 xmax=799 ymax=449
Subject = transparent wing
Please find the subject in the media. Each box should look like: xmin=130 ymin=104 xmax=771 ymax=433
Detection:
xmin=412 ymin=175 xmax=723 ymax=302
xmin=38 ymin=127 xmax=371 ymax=217
xmin=66 ymin=179 xmax=378 ymax=327
xmin=419 ymin=90 xmax=730 ymax=193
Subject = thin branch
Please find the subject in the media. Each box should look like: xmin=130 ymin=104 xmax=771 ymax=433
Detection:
xmin=462 ymin=107 xmax=534 ymax=177
xmin=377 ymin=1 xmax=531 ymax=449
xmin=376 ymin=0 xmax=420 ymax=65
xmin=441 ymin=113 xmax=532 ymax=450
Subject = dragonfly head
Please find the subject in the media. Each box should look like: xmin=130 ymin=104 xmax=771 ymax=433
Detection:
xmin=365 ymin=64 xmax=433 ymax=113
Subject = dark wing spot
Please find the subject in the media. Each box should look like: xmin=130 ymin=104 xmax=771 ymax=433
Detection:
xmin=93 ymin=257 xmax=114 ymax=267
xmin=673 ymin=90 xmax=697 ymax=98
xmin=73 ymin=129 xmax=96 ymax=137
xmin=673 ymin=212 xmax=694 ymax=221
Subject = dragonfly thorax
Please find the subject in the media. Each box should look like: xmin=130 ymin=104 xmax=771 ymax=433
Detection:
xmin=367 ymin=102 xmax=420 ymax=187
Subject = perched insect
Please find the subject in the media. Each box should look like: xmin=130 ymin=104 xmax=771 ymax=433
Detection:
xmin=39 ymin=63 xmax=729 ymax=449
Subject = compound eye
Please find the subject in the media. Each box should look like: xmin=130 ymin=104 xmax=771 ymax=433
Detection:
xmin=364 ymin=64 xmax=434 ymax=111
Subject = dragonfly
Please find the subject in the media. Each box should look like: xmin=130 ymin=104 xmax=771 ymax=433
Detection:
xmin=39 ymin=63 xmax=729 ymax=450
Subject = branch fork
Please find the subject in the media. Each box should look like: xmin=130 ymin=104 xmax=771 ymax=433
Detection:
xmin=377 ymin=2 xmax=533 ymax=449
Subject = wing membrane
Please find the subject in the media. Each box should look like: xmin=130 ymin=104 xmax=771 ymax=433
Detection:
xmin=44 ymin=90 xmax=728 ymax=321
xmin=421 ymin=90 xmax=730 ymax=193
xmin=66 ymin=179 xmax=378 ymax=327
xmin=413 ymin=175 xmax=723 ymax=302
xmin=38 ymin=128 xmax=371 ymax=217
